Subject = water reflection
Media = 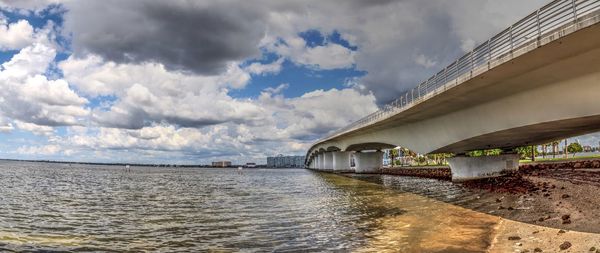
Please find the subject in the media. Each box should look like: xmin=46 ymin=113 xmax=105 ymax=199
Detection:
xmin=0 ymin=161 xmax=500 ymax=252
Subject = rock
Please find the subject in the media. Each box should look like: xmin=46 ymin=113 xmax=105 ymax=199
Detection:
xmin=590 ymin=247 xmax=596 ymax=251
xmin=559 ymin=241 xmax=572 ymax=250
xmin=508 ymin=236 xmax=521 ymax=240
xmin=538 ymin=217 xmax=545 ymax=222
xmin=561 ymin=214 xmax=570 ymax=220
xmin=534 ymin=248 xmax=543 ymax=252
xmin=495 ymin=198 xmax=502 ymax=202
xmin=498 ymin=206 xmax=505 ymax=210
xmin=561 ymin=186 xmax=565 ymax=190
xmin=533 ymin=230 xmax=539 ymax=234
xmin=508 ymin=207 xmax=514 ymax=210
xmin=561 ymin=194 xmax=570 ymax=199
xmin=517 ymin=242 xmax=523 ymax=246
xmin=543 ymin=193 xmax=550 ymax=197
xmin=559 ymin=230 xmax=566 ymax=234
xmin=574 ymin=162 xmax=582 ymax=168
xmin=563 ymin=219 xmax=572 ymax=224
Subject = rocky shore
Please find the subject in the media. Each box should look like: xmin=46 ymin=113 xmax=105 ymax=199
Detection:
xmin=368 ymin=160 xmax=600 ymax=234
xmin=330 ymin=158 xmax=600 ymax=251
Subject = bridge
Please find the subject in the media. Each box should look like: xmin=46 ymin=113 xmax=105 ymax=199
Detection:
xmin=305 ymin=0 xmax=600 ymax=181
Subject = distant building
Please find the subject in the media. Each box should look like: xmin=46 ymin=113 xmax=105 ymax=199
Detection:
xmin=245 ymin=162 xmax=257 ymax=168
xmin=584 ymin=146 xmax=593 ymax=152
xmin=212 ymin=161 xmax=232 ymax=167
xmin=267 ymin=155 xmax=305 ymax=168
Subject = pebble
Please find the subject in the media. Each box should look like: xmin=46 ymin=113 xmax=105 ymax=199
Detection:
xmin=561 ymin=194 xmax=570 ymax=199
xmin=508 ymin=236 xmax=521 ymax=240
xmin=559 ymin=241 xmax=572 ymax=250
xmin=590 ymin=247 xmax=596 ymax=251
xmin=534 ymin=248 xmax=543 ymax=252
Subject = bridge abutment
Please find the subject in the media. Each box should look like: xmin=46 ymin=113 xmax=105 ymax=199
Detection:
xmin=354 ymin=151 xmax=383 ymax=173
xmin=332 ymin=151 xmax=351 ymax=172
xmin=448 ymin=154 xmax=519 ymax=182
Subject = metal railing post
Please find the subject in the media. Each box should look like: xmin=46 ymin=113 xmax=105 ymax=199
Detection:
xmin=572 ymin=0 xmax=578 ymax=22
xmin=510 ymin=25 xmax=514 ymax=54
xmin=487 ymin=39 xmax=492 ymax=68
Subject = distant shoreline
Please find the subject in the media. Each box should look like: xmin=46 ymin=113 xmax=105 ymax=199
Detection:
xmin=0 ymin=158 xmax=272 ymax=168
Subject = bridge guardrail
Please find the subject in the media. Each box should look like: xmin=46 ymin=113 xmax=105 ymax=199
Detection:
xmin=314 ymin=0 xmax=600 ymax=148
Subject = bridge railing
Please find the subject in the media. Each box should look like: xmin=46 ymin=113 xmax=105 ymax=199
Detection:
xmin=315 ymin=0 xmax=600 ymax=145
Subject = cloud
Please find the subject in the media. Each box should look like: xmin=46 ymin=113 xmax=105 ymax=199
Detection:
xmin=0 ymin=19 xmax=35 ymax=50
xmin=14 ymin=120 xmax=54 ymax=136
xmin=0 ymin=43 xmax=89 ymax=127
xmin=60 ymin=55 xmax=265 ymax=129
xmin=245 ymin=58 xmax=284 ymax=75
xmin=62 ymin=0 xmax=268 ymax=75
xmin=267 ymin=36 xmax=355 ymax=70
xmin=16 ymin=144 xmax=61 ymax=155
xmin=414 ymin=54 xmax=436 ymax=69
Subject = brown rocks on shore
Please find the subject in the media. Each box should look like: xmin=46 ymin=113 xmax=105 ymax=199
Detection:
xmin=559 ymin=241 xmax=572 ymax=250
xmin=379 ymin=167 xmax=450 ymax=179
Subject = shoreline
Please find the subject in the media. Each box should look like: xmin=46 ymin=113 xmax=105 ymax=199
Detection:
xmin=318 ymin=158 xmax=600 ymax=234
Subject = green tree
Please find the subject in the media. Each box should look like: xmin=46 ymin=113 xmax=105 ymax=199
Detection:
xmin=567 ymin=142 xmax=583 ymax=158
xmin=515 ymin=146 xmax=539 ymax=160
xmin=389 ymin=148 xmax=399 ymax=166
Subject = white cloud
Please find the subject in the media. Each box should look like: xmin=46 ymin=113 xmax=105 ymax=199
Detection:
xmin=0 ymin=43 xmax=89 ymax=127
xmin=14 ymin=121 xmax=54 ymax=136
xmin=0 ymin=19 xmax=35 ymax=50
xmin=16 ymin=144 xmax=61 ymax=155
xmin=267 ymin=36 xmax=355 ymax=70
xmin=245 ymin=57 xmax=284 ymax=75
xmin=414 ymin=54 xmax=436 ymax=69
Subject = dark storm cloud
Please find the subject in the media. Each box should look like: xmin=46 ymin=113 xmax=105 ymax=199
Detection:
xmin=63 ymin=0 xmax=267 ymax=75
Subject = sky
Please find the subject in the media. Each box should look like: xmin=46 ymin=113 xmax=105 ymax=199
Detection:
xmin=0 ymin=0 xmax=598 ymax=164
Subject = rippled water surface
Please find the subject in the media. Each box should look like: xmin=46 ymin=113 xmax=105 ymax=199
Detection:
xmin=0 ymin=161 xmax=499 ymax=252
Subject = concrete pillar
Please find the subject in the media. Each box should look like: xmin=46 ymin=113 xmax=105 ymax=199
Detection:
xmin=354 ymin=151 xmax=383 ymax=173
xmin=332 ymin=151 xmax=351 ymax=172
xmin=448 ymin=154 xmax=519 ymax=182
xmin=318 ymin=154 xmax=324 ymax=170
xmin=323 ymin=152 xmax=333 ymax=171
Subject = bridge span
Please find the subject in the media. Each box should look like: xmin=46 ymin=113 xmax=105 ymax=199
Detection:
xmin=305 ymin=0 xmax=600 ymax=181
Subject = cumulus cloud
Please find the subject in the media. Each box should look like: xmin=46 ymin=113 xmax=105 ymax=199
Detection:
xmin=60 ymin=55 xmax=263 ymax=129
xmin=0 ymin=43 xmax=89 ymax=127
xmin=267 ymin=36 xmax=355 ymax=69
xmin=245 ymin=58 xmax=284 ymax=75
xmin=0 ymin=19 xmax=35 ymax=50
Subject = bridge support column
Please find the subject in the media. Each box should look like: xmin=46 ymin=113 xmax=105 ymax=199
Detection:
xmin=332 ymin=151 xmax=351 ymax=172
xmin=354 ymin=151 xmax=383 ymax=173
xmin=318 ymin=154 xmax=324 ymax=170
xmin=323 ymin=152 xmax=333 ymax=171
xmin=448 ymin=154 xmax=519 ymax=182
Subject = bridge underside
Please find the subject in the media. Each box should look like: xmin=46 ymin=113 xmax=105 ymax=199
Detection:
xmin=434 ymin=115 xmax=600 ymax=154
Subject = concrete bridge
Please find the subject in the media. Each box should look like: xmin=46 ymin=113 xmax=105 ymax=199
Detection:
xmin=305 ymin=0 xmax=600 ymax=181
